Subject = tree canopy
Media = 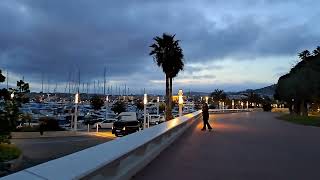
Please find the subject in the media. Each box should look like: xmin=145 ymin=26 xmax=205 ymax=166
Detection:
xmin=275 ymin=46 xmax=320 ymax=116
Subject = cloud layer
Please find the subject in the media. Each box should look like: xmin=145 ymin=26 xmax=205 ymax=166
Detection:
xmin=0 ymin=0 xmax=319 ymax=93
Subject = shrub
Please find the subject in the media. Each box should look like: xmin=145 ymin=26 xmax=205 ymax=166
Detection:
xmin=0 ymin=144 xmax=21 ymax=162
xmin=262 ymin=103 xmax=272 ymax=112
xmin=39 ymin=117 xmax=63 ymax=131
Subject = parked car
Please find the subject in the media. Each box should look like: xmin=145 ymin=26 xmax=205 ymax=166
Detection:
xmin=112 ymin=112 xmax=140 ymax=137
xmin=93 ymin=119 xmax=117 ymax=129
xmin=148 ymin=114 xmax=160 ymax=125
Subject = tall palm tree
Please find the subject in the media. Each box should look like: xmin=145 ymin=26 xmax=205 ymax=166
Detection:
xmin=210 ymin=89 xmax=227 ymax=101
xmin=150 ymin=33 xmax=184 ymax=121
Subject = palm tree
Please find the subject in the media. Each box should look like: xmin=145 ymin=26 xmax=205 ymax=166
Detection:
xmin=313 ymin=46 xmax=320 ymax=56
xmin=150 ymin=33 xmax=184 ymax=121
xmin=298 ymin=50 xmax=311 ymax=61
xmin=0 ymin=70 xmax=5 ymax=83
xmin=210 ymin=89 xmax=227 ymax=101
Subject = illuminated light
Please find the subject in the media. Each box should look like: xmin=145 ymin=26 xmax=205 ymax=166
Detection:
xmin=106 ymin=96 xmax=109 ymax=102
xmin=75 ymin=93 xmax=79 ymax=104
xmin=157 ymin=96 xmax=160 ymax=103
xmin=205 ymin=96 xmax=208 ymax=104
xmin=178 ymin=89 xmax=183 ymax=105
xmin=10 ymin=93 xmax=14 ymax=99
xmin=144 ymin=94 xmax=147 ymax=105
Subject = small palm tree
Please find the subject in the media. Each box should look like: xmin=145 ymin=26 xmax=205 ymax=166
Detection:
xmin=150 ymin=33 xmax=184 ymax=121
xmin=298 ymin=50 xmax=311 ymax=60
xmin=0 ymin=70 xmax=5 ymax=83
xmin=313 ymin=46 xmax=320 ymax=56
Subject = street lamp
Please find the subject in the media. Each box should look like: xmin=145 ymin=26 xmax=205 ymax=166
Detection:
xmin=143 ymin=94 xmax=147 ymax=129
xmin=205 ymin=96 xmax=208 ymax=104
xmin=157 ymin=96 xmax=160 ymax=115
xmin=105 ymin=95 xmax=109 ymax=121
xmin=10 ymin=92 xmax=14 ymax=99
xmin=241 ymin=101 xmax=244 ymax=109
xmin=232 ymin=99 xmax=234 ymax=109
xmin=74 ymin=92 xmax=79 ymax=131
xmin=178 ymin=89 xmax=183 ymax=117
xmin=246 ymin=101 xmax=249 ymax=109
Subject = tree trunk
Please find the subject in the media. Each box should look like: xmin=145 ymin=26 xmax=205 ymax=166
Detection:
xmin=300 ymin=99 xmax=308 ymax=116
xmin=165 ymin=75 xmax=171 ymax=121
xmin=168 ymin=77 xmax=173 ymax=120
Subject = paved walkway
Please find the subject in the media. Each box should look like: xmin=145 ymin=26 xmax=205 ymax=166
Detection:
xmin=133 ymin=112 xmax=320 ymax=180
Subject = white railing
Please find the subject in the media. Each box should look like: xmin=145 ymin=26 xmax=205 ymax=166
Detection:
xmin=2 ymin=111 xmax=202 ymax=180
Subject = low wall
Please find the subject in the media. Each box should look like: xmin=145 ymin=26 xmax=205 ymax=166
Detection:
xmin=2 ymin=111 xmax=202 ymax=180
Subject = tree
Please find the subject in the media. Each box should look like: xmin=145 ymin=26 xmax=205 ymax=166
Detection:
xmin=150 ymin=33 xmax=184 ymax=121
xmin=275 ymin=46 xmax=320 ymax=116
xmin=210 ymin=89 xmax=227 ymax=101
xmin=111 ymin=101 xmax=126 ymax=115
xmin=90 ymin=95 xmax=104 ymax=111
xmin=0 ymin=70 xmax=5 ymax=83
xmin=298 ymin=50 xmax=311 ymax=61
xmin=313 ymin=46 xmax=320 ymax=56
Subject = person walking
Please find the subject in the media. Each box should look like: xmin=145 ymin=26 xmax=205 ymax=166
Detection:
xmin=201 ymin=103 xmax=212 ymax=131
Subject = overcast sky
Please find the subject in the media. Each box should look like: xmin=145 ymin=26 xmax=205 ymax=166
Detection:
xmin=0 ymin=0 xmax=319 ymax=94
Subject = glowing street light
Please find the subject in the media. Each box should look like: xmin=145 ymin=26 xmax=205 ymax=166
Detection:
xmin=246 ymin=101 xmax=249 ymax=109
xmin=241 ymin=101 xmax=244 ymax=109
xmin=178 ymin=89 xmax=183 ymax=117
xmin=205 ymin=96 xmax=208 ymax=104
xmin=143 ymin=94 xmax=147 ymax=129
xmin=157 ymin=96 xmax=160 ymax=115
xmin=74 ymin=92 xmax=79 ymax=131
xmin=232 ymin=99 xmax=234 ymax=109
xmin=10 ymin=92 xmax=14 ymax=99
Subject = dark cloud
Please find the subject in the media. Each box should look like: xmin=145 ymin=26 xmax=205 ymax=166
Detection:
xmin=0 ymin=0 xmax=319 ymax=92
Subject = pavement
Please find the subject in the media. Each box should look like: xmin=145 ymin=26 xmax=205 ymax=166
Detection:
xmin=133 ymin=112 xmax=320 ymax=180
xmin=11 ymin=133 xmax=114 ymax=172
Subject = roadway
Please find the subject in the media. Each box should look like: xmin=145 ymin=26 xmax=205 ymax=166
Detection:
xmin=133 ymin=112 xmax=320 ymax=180
xmin=10 ymin=131 xmax=115 ymax=172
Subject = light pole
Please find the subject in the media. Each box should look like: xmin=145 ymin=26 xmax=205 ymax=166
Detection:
xmin=246 ymin=101 xmax=249 ymax=109
xmin=241 ymin=101 xmax=244 ymax=109
xmin=74 ymin=92 xmax=79 ymax=131
xmin=157 ymin=96 xmax=160 ymax=115
xmin=232 ymin=99 xmax=234 ymax=109
xmin=105 ymin=95 xmax=109 ymax=120
xmin=205 ymin=96 xmax=208 ymax=104
xmin=178 ymin=89 xmax=183 ymax=117
xmin=143 ymin=94 xmax=147 ymax=129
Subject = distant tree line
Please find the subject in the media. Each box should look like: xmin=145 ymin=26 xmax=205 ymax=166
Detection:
xmin=275 ymin=47 xmax=320 ymax=116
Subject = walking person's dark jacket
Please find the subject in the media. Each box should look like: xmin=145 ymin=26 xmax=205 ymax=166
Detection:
xmin=201 ymin=103 xmax=212 ymax=131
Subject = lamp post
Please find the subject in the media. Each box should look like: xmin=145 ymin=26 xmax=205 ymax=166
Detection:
xmin=246 ymin=101 xmax=249 ymax=109
xmin=74 ymin=92 xmax=79 ymax=131
xmin=232 ymin=100 xmax=234 ymax=109
xmin=105 ymin=95 xmax=109 ymax=121
xmin=178 ymin=89 xmax=183 ymax=117
xmin=205 ymin=96 xmax=208 ymax=104
xmin=157 ymin=96 xmax=160 ymax=115
xmin=143 ymin=94 xmax=147 ymax=129
xmin=10 ymin=92 xmax=14 ymax=99
xmin=241 ymin=101 xmax=244 ymax=109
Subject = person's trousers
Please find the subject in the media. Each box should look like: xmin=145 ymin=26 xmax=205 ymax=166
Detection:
xmin=202 ymin=120 xmax=212 ymax=130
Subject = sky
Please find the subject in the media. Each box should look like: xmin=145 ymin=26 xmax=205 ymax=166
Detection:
xmin=0 ymin=0 xmax=319 ymax=94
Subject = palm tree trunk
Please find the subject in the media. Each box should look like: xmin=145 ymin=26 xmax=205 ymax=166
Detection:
xmin=167 ymin=77 xmax=173 ymax=120
xmin=165 ymin=75 xmax=170 ymax=121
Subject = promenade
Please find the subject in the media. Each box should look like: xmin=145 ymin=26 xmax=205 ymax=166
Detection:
xmin=134 ymin=112 xmax=320 ymax=180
